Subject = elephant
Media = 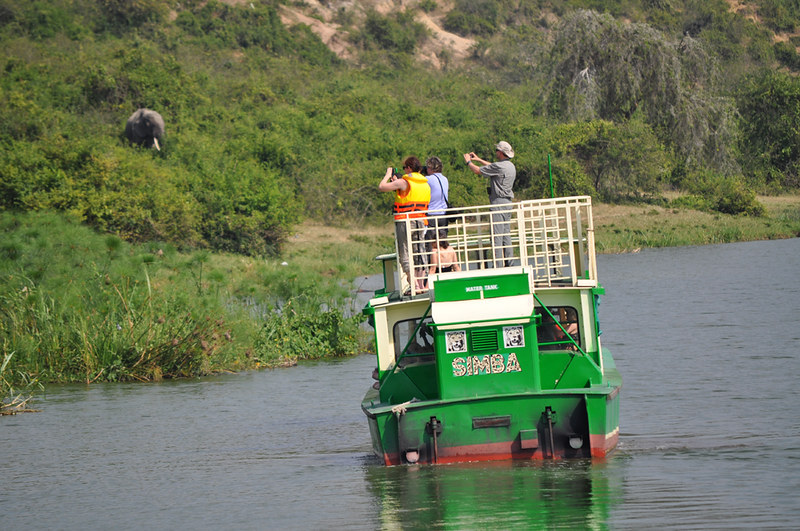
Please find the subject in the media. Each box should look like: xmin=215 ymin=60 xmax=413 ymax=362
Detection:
xmin=125 ymin=108 xmax=165 ymax=150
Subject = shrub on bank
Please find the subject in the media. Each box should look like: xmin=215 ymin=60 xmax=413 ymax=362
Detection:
xmin=713 ymin=179 xmax=765 ymax=216
xmin=253 ymin=295 xmax=362 ymax=366
xmin=671 ymin=172 xmax=765 ymax=216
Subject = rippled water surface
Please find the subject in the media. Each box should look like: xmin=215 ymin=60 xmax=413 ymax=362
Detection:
xmin=2 ymin=238 xmax=799 ymax=529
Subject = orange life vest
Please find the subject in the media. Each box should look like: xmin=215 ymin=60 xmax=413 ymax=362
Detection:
xmin=393 ymin=172 xmax=431 ymax=221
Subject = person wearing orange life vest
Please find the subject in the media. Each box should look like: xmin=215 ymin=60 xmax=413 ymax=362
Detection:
xmin=379 ymin=156 xmax=431 ymax=292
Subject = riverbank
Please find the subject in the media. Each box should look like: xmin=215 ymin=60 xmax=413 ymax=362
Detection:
xmin=285 ymin=195 xmax=800 ymax=272
xmin=0 ymin=210 xmax=364 ymax=391
xmin=592 ymin=195 xmax=800 ymax=253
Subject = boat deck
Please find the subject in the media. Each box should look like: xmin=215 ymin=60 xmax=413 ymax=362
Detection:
xmin=386 ymin=196 xmax=597 ymax=297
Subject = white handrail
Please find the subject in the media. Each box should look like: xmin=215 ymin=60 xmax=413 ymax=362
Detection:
xmin=393 ymin=196 xmax=596 ymax=297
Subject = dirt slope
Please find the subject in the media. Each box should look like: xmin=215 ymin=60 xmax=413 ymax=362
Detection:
xmin=275 ymin=0 xmax=475 ymax=68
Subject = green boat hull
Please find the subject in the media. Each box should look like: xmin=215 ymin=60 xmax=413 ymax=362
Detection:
xmin=363 ymin=350 xmax=620 ymax=465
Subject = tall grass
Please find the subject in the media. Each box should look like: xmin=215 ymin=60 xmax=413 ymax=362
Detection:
xmin=0 ymin=211 xmax=365 ymax=384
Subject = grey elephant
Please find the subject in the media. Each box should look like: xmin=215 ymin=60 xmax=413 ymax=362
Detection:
xmin=125 ymin=108 xmax=165 ymax=150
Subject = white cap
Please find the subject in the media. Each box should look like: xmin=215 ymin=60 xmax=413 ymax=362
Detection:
xmin=495 ymin=141 xmax=514 ymax=158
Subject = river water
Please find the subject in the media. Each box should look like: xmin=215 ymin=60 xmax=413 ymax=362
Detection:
xmin=2 ymin=238 xmax=799 ymax=529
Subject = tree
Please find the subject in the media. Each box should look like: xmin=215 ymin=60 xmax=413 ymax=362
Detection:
xmin=98 ymin=0 xmax=167 ymax=31
xmin=543 ymin=10 xmax=739 ymax=176
xmin=737 ymin=69 xmax=800 ymax=190
xmin=550 ymin=119 xmax=669 ymax=200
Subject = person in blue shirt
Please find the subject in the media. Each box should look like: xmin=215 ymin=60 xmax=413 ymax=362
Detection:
xmin=424 ymin=156 xmax=450 ymax=249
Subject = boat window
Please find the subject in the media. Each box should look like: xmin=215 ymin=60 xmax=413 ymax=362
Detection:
xmin=393 ymin=317 xmax=435 ymax=360
xmin=536 ymin=306 xmax=581 ymax=350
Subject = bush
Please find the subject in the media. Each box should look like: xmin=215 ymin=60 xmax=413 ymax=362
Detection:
xmin=737 ymin=70 xmax=800 ymax=191
xmin=774 ymin=41 xmax=800 ymax=70
xmin=677 ymin=171 xmax=765 ymax=216
xmin=97 ymin=0 xmax=168 ymax=33
xmin=253 ymin=296 xmax=361 ymax=365
xmin=758 ymin=0 xmax=800 ymax=33
xmin=358 ymin=10 xmax=428 ymax=53
xmin=713 ymin=179 xmax=765 ymax=216
xmin=520 ymin=156 xmax=595 ymax=200
xmin=669 ymin=193 xmax=712 ymax=211
xmin=442 ymin=0 xmax=501 ymax=37
xmin=419 ymin=0 xmax=438 ymax=14
xmin=12 ymin=1 xmax=84 ymax=40
xmin=546 ymin=119 xmax=668 ymax=201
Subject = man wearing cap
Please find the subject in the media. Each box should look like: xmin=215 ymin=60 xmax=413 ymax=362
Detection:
xmin=463 ymin=141 xmax=517 ymax=267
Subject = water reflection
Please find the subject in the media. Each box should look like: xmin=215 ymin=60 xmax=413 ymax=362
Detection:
xmin=366 ymin=459 xmax=621 ymax=529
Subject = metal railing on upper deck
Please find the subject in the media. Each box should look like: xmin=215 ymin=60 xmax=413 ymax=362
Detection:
xmin=392 ymin=196 xmax=597 ymax=297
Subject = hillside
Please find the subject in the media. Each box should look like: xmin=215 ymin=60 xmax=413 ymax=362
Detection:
xmin=1 ymin=0 xmax=799 ymax=257
xmin=273 ymin=0 xmax=800 ymax=69
xmin=275 ymin=0 xmax=476 ymax=68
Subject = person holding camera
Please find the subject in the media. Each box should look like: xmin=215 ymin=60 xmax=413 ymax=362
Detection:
xmin=379 ymin=156 xmax=431 ymax=293
xmin=463 ymin=141 xmax=516 ymax=267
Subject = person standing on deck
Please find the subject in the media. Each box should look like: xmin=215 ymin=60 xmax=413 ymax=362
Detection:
xmin=463 ymin=141 xmax=516 ymax=267
xmin=379 ymin=156 xmax=431 ymax=292
xmin=424 ymin=156 xmax=450 ymax=247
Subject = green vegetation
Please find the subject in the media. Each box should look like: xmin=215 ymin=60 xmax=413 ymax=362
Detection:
xmin=3 ymin=0 xmax=799 ymax=254
xmin=0 ymin=211 xmax=365 ymax=386
xmin=1 ymin=351 xmax=42 ymax=414
xmin=737 ymin=69 xmax=800 ymax=191
xmin=2 ymin=0 xmax=800 ymax=396
xmin=593 ymin=196 xmax=799 ymax=253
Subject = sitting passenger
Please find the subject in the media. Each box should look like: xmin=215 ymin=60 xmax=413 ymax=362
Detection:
xmin=553 ymin=307 xmax=579 ymax=350
xmin=428 ymin=240 xmax=461 ymax=277
xmin=538 ymin=310 xmax=579 ymax=351
xmin=553 ymin=321 xmax=579 ymax=350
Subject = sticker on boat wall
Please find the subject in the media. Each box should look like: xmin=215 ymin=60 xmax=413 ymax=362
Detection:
xmin=503 ymin=325 xmax=524 ymax=348
xmin=452 ymin=353 xmax=522 ymax=377
xmin=445 ymin=330 xmax=467 ymax=353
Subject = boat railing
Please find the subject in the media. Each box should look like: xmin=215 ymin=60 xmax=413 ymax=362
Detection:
xmin=391 ymin=195 xmax=597 ymax=297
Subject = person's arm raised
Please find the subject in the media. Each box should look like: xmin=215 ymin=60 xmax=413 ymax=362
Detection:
xmin=378 ymin=167 xmax=409 ymax=192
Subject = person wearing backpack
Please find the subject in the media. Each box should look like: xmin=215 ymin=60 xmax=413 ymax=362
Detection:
xmin=423 ymin=156 xmax=450 ymax=248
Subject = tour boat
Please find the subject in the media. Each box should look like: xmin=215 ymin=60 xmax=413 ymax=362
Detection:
xmin=361 ymin=196 xmax=621 ymax=465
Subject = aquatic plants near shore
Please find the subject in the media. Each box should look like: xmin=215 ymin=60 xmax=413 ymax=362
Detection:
xmin=253 ymin=295 xmax=361 ymax=367
xmin=0 ymin=211 xmax=363 ymax=385
xmin=1 ymin=254 xmax=245 ymax=383
xmin=1 ymin=351 xmax=43 ymax=415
